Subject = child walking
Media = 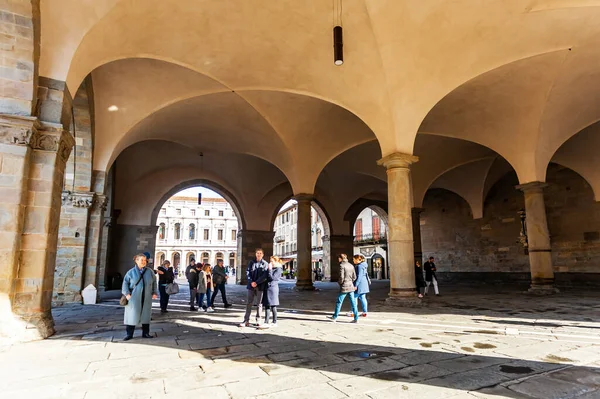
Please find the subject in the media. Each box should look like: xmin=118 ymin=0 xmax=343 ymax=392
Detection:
xmin=260 ymin=256 xmax=282 ymax=328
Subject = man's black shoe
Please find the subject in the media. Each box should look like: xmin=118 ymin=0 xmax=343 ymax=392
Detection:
xmin=224 ymin=303 xmax=233 ymax=308
xmin=142 ymin=333 xmax=154 ymax=339
xmin=123 ymin=335 xmax=133 ymax=341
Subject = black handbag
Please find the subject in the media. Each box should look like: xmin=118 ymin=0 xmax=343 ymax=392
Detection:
xmin=119 ymin=269 xmax=147 ymax=306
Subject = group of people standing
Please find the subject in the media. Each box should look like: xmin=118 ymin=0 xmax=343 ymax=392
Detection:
xmin=185 ymin=258 xmax=233 ymax=312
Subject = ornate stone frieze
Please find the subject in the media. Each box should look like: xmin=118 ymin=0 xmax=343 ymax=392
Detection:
xmin=61 ymin=191 xmax=95 ymax=208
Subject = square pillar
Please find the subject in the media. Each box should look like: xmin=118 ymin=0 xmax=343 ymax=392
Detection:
xmin=322 ymin=234 xmax=354 ymax=282
xmin=236 ymin=230 xmax=274 ymax=285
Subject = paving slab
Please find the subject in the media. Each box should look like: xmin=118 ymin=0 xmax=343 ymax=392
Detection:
xmin=508 ymin=375 xmax=594 ymax=399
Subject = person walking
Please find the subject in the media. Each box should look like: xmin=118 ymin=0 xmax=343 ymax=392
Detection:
xmin=353 ymin=254 xmax=370 ymax=317
xmin=211 ymin=259 xmax=232 ymax=308
xmin=424 ymin=256 xmax=440 ymax=296
xmin=415 ymin=260 xmax=426 ymax=298
xmin=327 ymin=254 xmax=358 ymax=323
xmin=259 ymin=256 xmax=282 ymax=329
xmin=156 ymin=260 xmax=175 ymax=313
xmin=122 ymin=253 xmax=158 ymax=340
xmin=239 ymin=248 xmax=269 ymax=327
xmin=186 ymin=259 xmax=199 ymax=311
xmin=196 ymin=263 xmax=208 ymax=311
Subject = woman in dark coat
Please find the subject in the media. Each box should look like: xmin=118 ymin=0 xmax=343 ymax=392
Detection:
xmin=415 ymin=260 xmax=426 ymax=298
xmin=122 ymin=253 xmax=158 ymax=340
xmin=156 ymin=260 xmax=175 ymax=313
xmin=260 ymin=256 xmax=282 ymax=328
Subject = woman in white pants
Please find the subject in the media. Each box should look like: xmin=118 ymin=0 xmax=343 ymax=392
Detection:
xmin=424 ymin=256 xmax=440 ymax=296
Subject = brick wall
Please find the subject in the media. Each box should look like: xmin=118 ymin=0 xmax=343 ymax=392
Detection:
xmin=420 ymin=164 xmax=600 ymax=285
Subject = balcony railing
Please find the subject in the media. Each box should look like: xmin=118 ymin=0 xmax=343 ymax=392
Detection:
xmin=353 ymin=233 xmax=387 ymax=245
xmin=274 ymin=235 xmax=286 ymax=243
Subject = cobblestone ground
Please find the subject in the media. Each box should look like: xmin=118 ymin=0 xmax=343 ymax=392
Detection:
xmin=1 ymin=280 xmax=600 ymax=399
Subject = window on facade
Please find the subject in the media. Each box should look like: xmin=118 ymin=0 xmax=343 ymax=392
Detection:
xmin=176 ymin=209 xmax=181 ymax=215
xmin=216 ymin=252 xmax=224 ymax=261
xmin=219 ymin=210 xmax=224 ymax=217
xmin=281 ymin=214 xmax=284 ymax=224
xmin=191 ymin=209 xmax=195 ymax=216
xmin=189 ymin=223 xmax=196 ymax=240
xmin=205 ymin=210 xmax=210 ymax=216
xmin=286 ymin=212 xmax=289 ymax=223
xmin=159 ymin=223 xmax=166 ymax=240
xmin=231 ymin=229 xmax=237 ymax=240
xmin=160 ymin=208 xmax=166 ymax=215
xmin=355 ymin=219 xmax=363 ymax=240
xmin=202 ymin=252 xmax=209 ymax=264
xmin=285 ymin=243 xmax=289 ymax=253
xmin=218 ymin=229 xmax=223 ymax=240
xmin=229 ymin=252 xmax=235 ymax=267
xmin=203 ymin=229 xmax=209 ymax=240
xmin=174 ymin=223 xmax=181 ymax=240
xmin=372 ymin=216 xmax=381 ymax=240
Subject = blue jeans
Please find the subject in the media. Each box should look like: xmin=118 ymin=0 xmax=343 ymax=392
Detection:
xmin=197 ymin=288 xmax=213 ymax=308
xmin=333 ymin=291 xmax=358 ymax=320
xmin=356 ymin=293 xmax=368 ymax=313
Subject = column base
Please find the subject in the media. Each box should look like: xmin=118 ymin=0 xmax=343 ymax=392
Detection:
xmin=295 ymin=280 xmax=315 ymax=291
xmin=528 ymin=278 xmax=559 ymax=295
xmin=386 ymin=288 xmax=424 ymax=307
xmin=0 ymin=310 xmax=55 ymax=342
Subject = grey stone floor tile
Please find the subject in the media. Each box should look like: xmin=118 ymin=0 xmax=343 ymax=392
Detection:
xmin=425 ymin=368 xmax=510 ymax=391
xmin=508 ymin=375 xmax=594 ymax=399
xmin=433 ymin=354 xmax=510 ymax=373
xmin=318 ymin=357 xmax=406 ymax=380
xmin=546 ymin=366 xmax=600 ymax=389
xmin=369 ymin=362 xmax=454 ymax=383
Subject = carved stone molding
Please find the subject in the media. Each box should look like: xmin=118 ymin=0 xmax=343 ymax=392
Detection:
xmin=0 ymin=115 xmax=39 ymax=146
xmin=61 ymin=191 xmax=95 ymax=208
xmin=30 ymin=125 xmax=75 ymax=163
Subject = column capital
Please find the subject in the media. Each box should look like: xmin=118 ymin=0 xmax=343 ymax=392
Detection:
xmin=61 ymin=191 xmax=94 ymax=208
xmin=516 ymin=181 xmax=548 ymax=193
xmin=31 ymin=124 xmax=75 ymax=163
xmin=293 ymin=194 xmax=314 ymax=203
xmin=377 ymin=152 xmax=419 ymax=169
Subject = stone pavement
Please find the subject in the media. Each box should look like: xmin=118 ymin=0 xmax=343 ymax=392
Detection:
xmin=1 ymin=280 xmax=600 ymax=399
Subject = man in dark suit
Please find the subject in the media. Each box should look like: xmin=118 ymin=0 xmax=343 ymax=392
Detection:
xmin=424 ymin=256 xmax=440 ymax=296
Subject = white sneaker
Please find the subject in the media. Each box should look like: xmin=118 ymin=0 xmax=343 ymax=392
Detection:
xmin=207 ymin=307 xmax=215 ymax=313
xmin=258 ymin=323 xmax=270 ymax=329
xmin=271 ymin=323 xmax=278 ymax=328
xmin=346 ymin=312 xmax=353 ymax=317
xmin=327 ymin=316 xmax=337 ymax=323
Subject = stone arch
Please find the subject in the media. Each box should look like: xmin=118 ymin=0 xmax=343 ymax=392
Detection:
xmin=171 ymin=252 xmax=181 ymax=269
xmin=186 ymin=252 xmax=196 ymax=265
xmin=344 ymin=199 xmax=388 ymax=234
xmin=150 ymin=179 xmax=245 ymax=230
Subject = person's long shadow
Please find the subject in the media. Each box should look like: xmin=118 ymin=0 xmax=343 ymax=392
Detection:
xmin=50 ymin=301 xmax=600 ymax=399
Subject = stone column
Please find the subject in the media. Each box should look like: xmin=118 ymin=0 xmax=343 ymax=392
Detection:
xmin=295 ymin=195 xmax=314 ymax=290
xmin=53 ymin=191 xmax=94 ymax=305
xmin=378 ymin=153 xmax=419 ymax=303
xmin=323 ymin=235 xmax=354 ymax=282
xmin=412 ymin=208 xmax=424 ymax=265
xmin=236 ymin=230 xmax=274 ymax=285
xmin=0 ymin=115 xmax=35 ymax=340
xmin=516 ymin=182 xmax=557 ymax=294
xmin=15 ymin=124 xmax=74 ymax=338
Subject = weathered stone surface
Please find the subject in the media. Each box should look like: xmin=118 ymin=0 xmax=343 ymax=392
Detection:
xmin=508 ymin=375 xmax=594 ymax=399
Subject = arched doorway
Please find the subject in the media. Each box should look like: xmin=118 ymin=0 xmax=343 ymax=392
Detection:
xmin=215 ymin=252 xmax=224 ymax=265
xmin=172 ymin=252 xmax=181 ymax=269
xmin=271 ymin=198 xmax=332 ymax=281
xmin=352 ymin=206 xmax=389 ymax=279
xmin=152 ymin=184 xmax=242 ymax=278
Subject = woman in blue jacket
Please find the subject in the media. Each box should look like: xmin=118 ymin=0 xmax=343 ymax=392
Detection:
xmin=122 ymin=253 xmax=158 ymax=340
xmin=353 ymin=254 xmax=370 ymax=317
